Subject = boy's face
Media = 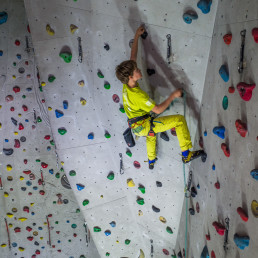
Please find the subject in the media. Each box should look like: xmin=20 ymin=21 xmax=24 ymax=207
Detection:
xmin=131 ymin=67 xmax=142 ymax=81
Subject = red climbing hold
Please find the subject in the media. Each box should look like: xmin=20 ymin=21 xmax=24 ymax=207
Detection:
xmin=57 ymin=250 xmax=62 ymax=253
xmin=24 ymin=159 xmax=28 ymax=164
xmin=22 ymin=105 xmax=28 ymax=111
xmin=73 ymin=233 xmax=77 ymax=237
xmin=228 ymin=86 xmax=235 ymax=93
xmin=10 ymin=107 xmax=15 ymax=111
xmin=211 ymin=250 xmax=216 ymax=258
xmin=19 ymin=123 xmax=24 ymax=130
xmin=23 ymin=206 xmax=29 ymax=213
xmin=223 ymin=34 xmax=232 ymax=45
xmin=237 ymin=82 xmax=256 ymax=101
xmin=214 ymin=181 xmax=220 ymax=189
xmin=56 ymin=231 xmax=60 ymax=234
xmin=162 ymin=249 xmax=169 ymax=255
xmin=48 ymin=214 xmax=53 ymax=217
xmin=15 ymin=40 xmax=20 ymax=46
xmin=32 ymin=255 xmax=36 ymax=258
xmin=221 ymin=143 xmax=230 ymax=157
xmin=205 ymin=234 xmax=210 ymax=240
xmin=13 ymin=86 xmax=20 ymax=93
xmin=196 ymin=202 xmax=200 ymax=213
xmin=38 ymin=179 xmax=43 ymax=185
xmin=23 ymin=170 xmax=31 ymax=175
xmin=252 ymin=28 xmax=258 ymax=43
xmin=133 ymin=161 xmax=141 ymax=169
xmin=44 ymin=135 xmax=51 ymax=140
xmin=41 ymin=162 xmax=48 ymax=168
xmin=26 ymin=226 xmax=32 ymax=232
xmin=39 ymin=190 xmax=45 ymax=195
xmin=35 ymin=250 xmax=40 ymax=255
xmin=235 ymin=120 xmax=247 ymax=137
xmin=14 ymin=227 xmax=21 ymax=233
xmin=27 ymin=236 xmax=33 ymax=241
xmin=27 ymin=25 xmax=31 ymax=33
xmin=237 ymin=207 xmax=248 ymax=222
xmin=14 ymin=139 xmax=20 ymax=148
xmin=212 ymin=221 xmax=225 ymax=236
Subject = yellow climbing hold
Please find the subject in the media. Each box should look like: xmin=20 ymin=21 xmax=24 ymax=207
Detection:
xmin=4 ymin=192 xmax=9 ymax=197
xmin=6 ymin=165 xmax=12 ymax=171
xmin=139 ymin=249 xmax=145 ymax=258
xmin=30 ymin=203 xmax=34 ymax=206
xmin=41 ymin=82 xmax=46 ymax=87
xmin=18 ymin=247 xmax=25 ymax=252
xmin=1 ymin=244 xmax=6 ymax=248
xmin=12 ymin=75 xmax=16 ymax=79
xmin=116 ymin=240 xmax=119 ymax=243
xmin=9 ymin=224 xmax=13 ymax=228
xmin=18 ymin=113 xmax=22 ymax=117
xmin=70 ymin=24 xmax=78 ymax=34
xmin=159 ymin=216 xmax=167 ymax=223
xmin=78 ymin=80 xmax=84 ymax=87
xmin=23 ymin=149 xmax=26 ymax=152
xmin=80 ymin=98 xmax=86 ymax=106
xmin=46 ymin=24 xmax=55 ymax=36
xmin=0 ymin=123 xmax=2 ymax=128
xmin=0 ymin=105 xmax=2 ymax=109
xmin=127 ymin=179 xmax=135 ymax=187
xmin=7 ymin=213 xmax=13 ymax=218
xmin=14 ymin=131 xmax=18 ymax=135
xmin=61 ymin=161 xmax=64 ymax=165
xmin=44 ymin=222 xmax=47 ymax=225
xmin=48 ymin=107 xmax=52 ymax=111
xmin=18 ymin=217 xmax=27 ymax=222
xmin=20 ymin=176 xmax=24 ymax=181
xmin=138 ymin=210 xmax=143 ymax=216
xmin=40 ymin=237 xmax=43 ymax=240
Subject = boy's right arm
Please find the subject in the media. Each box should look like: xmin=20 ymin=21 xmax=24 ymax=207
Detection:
xmin=152 ymin=89 xmax=183 ymax=114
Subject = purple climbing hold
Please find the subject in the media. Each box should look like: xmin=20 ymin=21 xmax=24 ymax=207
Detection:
xmin=76 ymin=184 xmax=85 ymax=191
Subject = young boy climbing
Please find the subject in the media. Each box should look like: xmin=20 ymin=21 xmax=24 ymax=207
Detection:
xmin=116 ymin=25 xmax=204 ymax=169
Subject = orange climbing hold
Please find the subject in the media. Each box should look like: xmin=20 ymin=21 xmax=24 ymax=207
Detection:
xmin=221 ymin=143 xmax=230 ymax=157
xmin=237 ymin=207 xmax=248 ymax=222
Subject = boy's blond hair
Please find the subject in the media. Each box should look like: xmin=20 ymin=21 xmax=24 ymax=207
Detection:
xmin=115 ymin=60 xmax=137 ymax=84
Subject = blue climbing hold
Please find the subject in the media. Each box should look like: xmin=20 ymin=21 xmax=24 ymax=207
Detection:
xmin=204 ymin=131 xmax=207 ymax=136
xmin=55 ymin=110 xmax=64 ymax=118
xmin=104 ymin=230 xmax=111 ymax=236
xmin=200 ymin=245 xmax=209 ymax=258
xmin=212 ymin=164 xmax=216 ymax=170
xmin=49 ymin=169 xmax=54 ymax=174
xmin=12 ymin=242 xmax=17 ymax=247
xmin=0 ymin=12 xmax=8 ymax=25
xmin=213 ymin=126 xmax=225 ymax=139
xmin=0 ymin=50 xmax=3 ymax=56
xmin=234 ymin=234 xmax=249 ymax=250
xmin=16 ymin=54 xmax=21 ymax=60
xmin=47 ymin=146 xmax=51 ymax=151
xmin=26 ymin=181 xmax=32 ymax=186
xmin=109 ymin=221 xmax=116 ymax=227
xmin=88 ymin=133 xmax=94 ymax=140
xmin=5 ymin=139 xmax=8 ymax=142
xmin=63 ymin=100 xmax=68 ymax=109
xmin=33 ymin=186 xmax=38 ymax=190
xmin=250 ymin=169 xmax=258 ymax=181
xmin=26 ymin=87 xmax=32 ymax=92
xmin=76 ymin=184 xmax=85 ymax=191
xmin=197 ymin=0 xmax=212 ymax=14
xmin=183 ymin=12 xmax=198 ymax=24
xmin=219 ymin=65 xmax=229 ymax=82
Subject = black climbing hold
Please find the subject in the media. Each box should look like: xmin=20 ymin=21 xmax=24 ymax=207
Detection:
xmin=147 ymin=69 xmax=155 ymax=76
xmin=201 ymin=152 xmax=207 ymax=163
xmin=191 ymin=186 xmax=197 ymax=198
xmin=156 ymin=181 xmax=162 ymax=187
xmin=34 ymin=241 xmax=39 ymax=246
xmin=104 ymin=44 xmax=110 ymax=51
xmin=152 ymin=205 xmax=160 ymax=213
xmin=20 ymin=136 xmax=26 ymax=142
xmin=141 ymin=31 xmax=148 ymax=39
xmin=189 ymin=208 xmax=195 ymax=215
xmin=160 ymin=132 xmax=169 ymax=141
xmin=3 ymin=148 xmax=13 ymax=156
xmin=63 ymin=199 xmax=69 ymax=204
xmin=21 ymin=187 xmax=26 ymax=191
xmin=11 ymin=117 xmax=18 ymax=126
xmin=177 ymin=251 xmax=182 ymax=258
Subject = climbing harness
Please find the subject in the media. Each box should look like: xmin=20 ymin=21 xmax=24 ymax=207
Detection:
xmin=223 ymin=217 xmax=230 ymax=251
xmin=119 ymin=153 xmax=124 ymax=174
xmin=77 ymin=37 xmax=83 ymax=63
xmin=238 ymin=29 xmax=246 ymax=74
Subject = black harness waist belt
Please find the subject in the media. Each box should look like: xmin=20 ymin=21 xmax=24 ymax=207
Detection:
xmin=127 ymin=114 xmax=150 ymax=128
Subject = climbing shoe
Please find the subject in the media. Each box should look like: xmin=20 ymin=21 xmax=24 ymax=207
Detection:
xmin=182 ymin=150 xmax=206 ymax=164
xmin=148 ymin=158 xmax=158 ymax=170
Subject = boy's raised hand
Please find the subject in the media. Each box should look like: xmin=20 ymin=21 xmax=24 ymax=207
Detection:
xmin=173 ymin=88 xmax=184 ymax=98
xmin=136 ymin=25 xmax=145 ymax=37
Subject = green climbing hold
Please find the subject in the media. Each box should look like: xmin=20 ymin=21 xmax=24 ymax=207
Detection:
xmin=106 ymin=253 xmax=110 ymax=257
xmin=55 ymin=221 xmax=59 ymax=224
xmin=126 ymin=150 xmax=132 ymax=157
xmin=79 ymin=256 xmax=85 ymax=258
xmin=58 ymin=128 xmax=67 ymax=135
xmin=59 ymin=52 xmax=72 ymax=63
xmin=107 ymin=172 xmax=114 ymax=180
xmin=105 ymin=133 xmax=111 ymax=138
xmin=39 ymin=86 xmax=43 ymax=92
xmin=36 ymin=159 xmax=40 ymax=162
xmin=13 ymin=62 xmax=16 ymax=66
xmin=97 ymin=71 xmax=104 ymax=78
xmin=166 ymin=226 xmax=173 ymax=234
xmin=22 ymin=95 xmax=26 ymax=99
xmin=136 ymin=197 xmax=144 ymax=205
xmin=60 ymin=167 xmax=64 ymax=172
xmin=94 ymin=226 xmax=101 ymax=232
xmin=48 ymin=76 xmax=56 ymax=83
xmin=69 ymin=170 xmax=76 ymax=176
xmin=125 ymin=239 xmax=131 ymax=245
xmin=55 ymin=173 xmax=60 ymax=179
xmin=222 ymin=95 xmax=228 ymax=110
xmin=37 ymin=117 xmax=42 ymax=122
xmin=138 ymin=185 xmax=145 ymax=194
xmin=76 ymin=208 xmax=80 ymax=213
xmin=82 ymin=199 xmax=89 ymax=206
xmin=71 ymin=224 xmax=77 ymax=228
xmin=119 ymin=107 xmax=125 ymax=113
xmin=104 ymin=83 xmax=110 ymax=89
xmin=50 ymin=140 xmax=55 ymax=145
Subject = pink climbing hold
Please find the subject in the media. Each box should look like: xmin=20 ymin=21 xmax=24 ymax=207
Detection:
xmin=14 ymin=139 xmax=20 ymax=148
xmin=112 ymin=94 xmax=120 ymax=103
xmin=13 ymin=86 xmax=20 ymax=93
xmin=221 ymin=143 xmax=230 ymax=157
xmin=235 ymin=120 xmax=247 ymax=137
xmin=237 ymin=207 xmax=248 ymax=222
xmin=19 ymin=123 xmax=24 ymax=130
xmin=237 ymin=82 xmax=256 ymax=101
xmin=214 ymin=181 xmax=220 ymax=189
xmin=212 ymin=221 xmax=225 ymax=236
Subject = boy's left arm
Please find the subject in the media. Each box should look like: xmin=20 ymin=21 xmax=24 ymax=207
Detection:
xmin=130 ymin=25 xmax=145 ymax=61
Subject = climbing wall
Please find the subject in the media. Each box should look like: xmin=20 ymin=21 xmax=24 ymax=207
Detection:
xmin=175 ymin=0 xmax=258 ymax=257
xmin=21 ymin=0 xmax=219 ymax=257
xmin=0 ymin=0 xmax=100 ymax=257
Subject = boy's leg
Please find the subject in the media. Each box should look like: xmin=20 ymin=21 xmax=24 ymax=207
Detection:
xmin=153 ymin=115 xmax=193 ymax=151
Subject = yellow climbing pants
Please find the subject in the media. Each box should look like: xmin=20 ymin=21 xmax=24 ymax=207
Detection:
xmin=131 ymin=115 xmax=193 ymax=161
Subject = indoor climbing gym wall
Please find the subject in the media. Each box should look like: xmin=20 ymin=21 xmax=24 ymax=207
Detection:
xmin=0 ymin=0 xmax=100 ymax=257
xmin=21 ymin=0 xmax=219 ymax=257
xmin=174 ymin=0 xmax=258 ymax=257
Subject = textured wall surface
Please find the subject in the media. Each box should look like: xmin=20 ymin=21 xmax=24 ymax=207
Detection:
xmin=0 ymin=0 xmax=100 ymax=257
xmin=175 ymin=0 xmax=258 ymax=257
